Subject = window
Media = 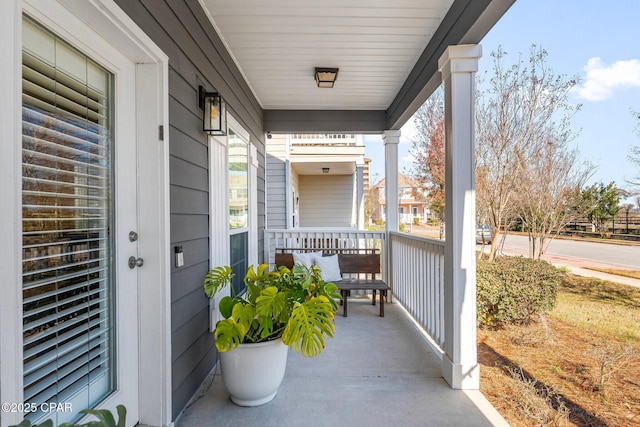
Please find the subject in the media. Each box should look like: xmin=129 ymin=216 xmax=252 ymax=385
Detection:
xmin=228 ymin=129 xmax=249 ymax=295
xmin=228 ymin=131 xmax=248 ymax=229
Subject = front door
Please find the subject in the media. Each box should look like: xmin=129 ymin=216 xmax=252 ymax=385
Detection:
xmin=21 ymin=16 xmax=139 ymax=425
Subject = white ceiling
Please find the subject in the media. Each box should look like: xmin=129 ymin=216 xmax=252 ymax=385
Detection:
xmin=200 ymin=0 xmax=455 ymax=111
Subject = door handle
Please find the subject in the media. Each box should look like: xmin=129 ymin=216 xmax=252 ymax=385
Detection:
xmin=128 ymin=256 xmax=144 ymax=269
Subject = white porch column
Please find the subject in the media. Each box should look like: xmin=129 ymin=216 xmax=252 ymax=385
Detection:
xmin=383 ymin=130 xmax=400 ymax=232
xmin=439 ymin=44 xmax=482 ymax=389
xmin=356 ymin=163 xmax=365 ymax=229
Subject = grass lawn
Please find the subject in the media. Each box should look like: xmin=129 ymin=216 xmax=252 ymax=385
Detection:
xmin=584 ymin=267 xmax=640 ymax=280
xmin=554 ymin=275 xmax=640 ymax=343
xmin=479 ymin=274 xmax=640 ymax=426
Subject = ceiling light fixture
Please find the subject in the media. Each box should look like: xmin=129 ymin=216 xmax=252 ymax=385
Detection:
xmin=322 ymin=168 xmax=330 ymax=174
xmin=315 ymin=67 xmax=339 ymax=88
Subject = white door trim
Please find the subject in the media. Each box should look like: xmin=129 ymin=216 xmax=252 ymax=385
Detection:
xmin=0 ymin=2 xmax=24 ymax=425
xmin=1 ymin=1 xmax=172 ymax=426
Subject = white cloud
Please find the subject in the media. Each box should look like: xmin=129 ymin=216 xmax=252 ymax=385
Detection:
xmin=572 ymin=57 xmax=640 ymax=101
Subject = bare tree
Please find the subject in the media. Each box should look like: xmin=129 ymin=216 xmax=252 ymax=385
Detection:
xmin=627 ymin=109 xmax=640 ymax=196
xmin=476 ymin=45 xmax=581 ymax=261
xmin=627 ymin=145 xmax=640 ymax=195
xmin=515 ymin=140 xmax=592 ymax=259
xmin=408 ymin=87 xmax=445 ymax=220
xmin=364 ymin=173 xmax=380 ymax=227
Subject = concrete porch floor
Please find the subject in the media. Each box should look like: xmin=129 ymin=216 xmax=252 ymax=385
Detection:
xmin=176 ymin=297 xmax=508 ymax=427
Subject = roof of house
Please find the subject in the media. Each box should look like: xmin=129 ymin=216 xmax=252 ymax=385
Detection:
xmin=371 ymin=173 xmax=420 ymax=189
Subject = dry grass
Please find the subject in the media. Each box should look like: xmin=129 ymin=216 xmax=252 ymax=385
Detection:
xmin=553 ymin=275 xmax=640 ymax=344
xmin=583 ymin=267 xmax=640 ymax=280
xmin=479 ymin=275 xmax=640 ymax=426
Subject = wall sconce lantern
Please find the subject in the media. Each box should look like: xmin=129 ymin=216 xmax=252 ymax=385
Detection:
xmin=199 ymin=85 xmax=227 ymax=135
xmin=322 ymin=167 xmax=330 ymax=174
xmin=315 ymin=67 xmax=339 ymax=88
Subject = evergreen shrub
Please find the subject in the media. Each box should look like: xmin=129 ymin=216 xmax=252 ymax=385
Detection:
xmin=477 ymin=256 xmax=562 ymax=327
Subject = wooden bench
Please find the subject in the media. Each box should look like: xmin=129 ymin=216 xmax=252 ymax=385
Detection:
xmin=274 ymin=248 xmax=389 ymax=317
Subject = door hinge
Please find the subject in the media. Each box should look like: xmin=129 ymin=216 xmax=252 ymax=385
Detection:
xmin=159 ymin=125 xmax=164 ymax=141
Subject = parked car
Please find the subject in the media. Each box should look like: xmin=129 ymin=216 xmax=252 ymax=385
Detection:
xmin=476 ymin=224 xmax=492 ymax=244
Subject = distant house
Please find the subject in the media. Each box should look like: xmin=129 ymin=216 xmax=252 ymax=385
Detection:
xmin=370 ymin=173 xmax=430 ymax=224
xmin=266 ymin=134 xmax=369 ymax=229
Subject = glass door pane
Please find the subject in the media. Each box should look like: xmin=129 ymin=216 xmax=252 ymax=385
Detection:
xmin=22 ymin=17 xmax=114 ymax=425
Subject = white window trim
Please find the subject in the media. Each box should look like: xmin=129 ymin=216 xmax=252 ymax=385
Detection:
xmin=1 ymin=1 xmax=172 ymax=426
xmin=208 ymin=116 xmax=257 ymax=330
xmin=208 ymin=132 xmax=229 ymax=331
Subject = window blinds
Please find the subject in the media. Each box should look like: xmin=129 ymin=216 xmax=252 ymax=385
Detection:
xmin=22 ymin=17 xmax=114 ymax=423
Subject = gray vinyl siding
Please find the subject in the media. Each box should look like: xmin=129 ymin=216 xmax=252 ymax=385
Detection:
xmin=266 ymin=135 xmax=287 ymax=229
xmin=114 ymin=0 xmax=265 ymax=419
xmin=299 ymin=175 xmax=354 ymax=227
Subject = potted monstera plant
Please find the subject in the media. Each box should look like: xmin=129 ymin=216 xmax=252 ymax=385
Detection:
xmin=203 ymin=263 xmax=340 ymax=406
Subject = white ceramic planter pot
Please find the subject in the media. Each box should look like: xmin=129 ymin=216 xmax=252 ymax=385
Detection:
xmin=219 ymin=338 xmax=289 ymax=406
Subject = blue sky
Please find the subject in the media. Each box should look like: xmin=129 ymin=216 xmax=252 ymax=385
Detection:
xmin=365 ymin=0 xmax=640 ymax=197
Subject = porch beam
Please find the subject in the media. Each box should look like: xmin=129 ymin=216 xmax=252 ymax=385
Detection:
xmin=439 ymin=44 xmax=481 ymax=389
xmin=264 ymin=109 xmax=386 ymax=134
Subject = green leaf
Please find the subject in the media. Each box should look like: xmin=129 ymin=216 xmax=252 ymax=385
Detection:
xmin=245 ymin=281 xmax=261 ymax=304
xmin=245 ymin=263 xmax=270 ymax=284
xmin=203 ymin=266 xmax=233 ymax=298
xmin=218 ymin=296 xmax=235 ymax=319
xmin=10 ymin=422 xmax=38 ymax=427
xmin=291 ymin=264 xmax=309 ymax=275
xmin=320 ymin=282 xmax=341 ymax=310
xmin=256 ymin=286 xmax=286 ymax=319
xmin=79 ymin=408 xmax=116 ymax=427
xmin=257 ymin=316 xmax=274 ymax=339
xmin=231 ymin=302 xmax=256 ymax=330
xmin=115 ymin=405 xmax=127 ymax=427
xmin=215 ymin=319 xmax=246 ymax=352
xmin=282 ymin=296 xmax=335 ymax=357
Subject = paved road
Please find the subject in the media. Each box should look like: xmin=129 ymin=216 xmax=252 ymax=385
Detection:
xmin=496 ymin=233 xmax=639 ymax=270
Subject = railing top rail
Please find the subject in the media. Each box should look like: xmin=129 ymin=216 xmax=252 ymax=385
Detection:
xmin=275 ymin=247 xmax=379 ymax=254
xmin=266 ymin=228 xmax=385 ymax=233
xmin=389 ymin=231 xmax=445 ymax=247
xmin=265 ymin=229 xmax=386 ymax=239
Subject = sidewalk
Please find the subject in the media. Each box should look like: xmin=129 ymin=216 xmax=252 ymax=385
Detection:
xmin=498 ymin=248 xmax=640 ymax=289
xmin=553 ymin=265 xmax=640 ymax=289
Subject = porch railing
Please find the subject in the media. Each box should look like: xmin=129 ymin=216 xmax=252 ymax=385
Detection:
xmin=264 ymin=228 xmax=386 ymax=276
xmin=389 ymin=232 xmax=445 ymax=352
xmin=263 ymin=228 xmax=444 ymax=352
